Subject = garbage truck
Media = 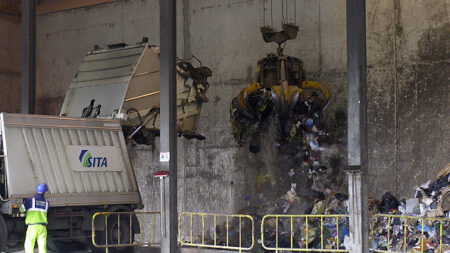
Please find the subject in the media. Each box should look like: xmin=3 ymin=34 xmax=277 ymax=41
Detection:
xmin=0 ymin=113 xmax=142 ymax=251
xmin=0 ymin=40 xmax=211 ymax=252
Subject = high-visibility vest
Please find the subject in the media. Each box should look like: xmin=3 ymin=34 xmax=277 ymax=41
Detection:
xmin=20 ymin=195 xmax=49 ymax=225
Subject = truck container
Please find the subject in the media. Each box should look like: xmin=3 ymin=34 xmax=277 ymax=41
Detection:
xmin=0 ymin=113 xmax=141 ymax=251
xmin=60 ymin=42 xmax=211 ymax=144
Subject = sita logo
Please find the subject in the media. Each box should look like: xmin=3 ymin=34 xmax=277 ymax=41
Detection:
xmin=79 ymin=150 xmax=108 ymax=168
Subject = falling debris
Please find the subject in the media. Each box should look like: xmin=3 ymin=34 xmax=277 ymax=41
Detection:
xmin=230 ymin=24 xmax=330 ymax=155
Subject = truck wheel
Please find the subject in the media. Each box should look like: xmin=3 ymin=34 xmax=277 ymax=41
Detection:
xmin=0 ymin=215 xmax=7 ymax=253
xmin=47 ymin=236 xmax=81 ymax=252
xmin=107 ymin=215 xmax=133 ymax=253
xmin=90 ymin=231 xmax=106 ymax=253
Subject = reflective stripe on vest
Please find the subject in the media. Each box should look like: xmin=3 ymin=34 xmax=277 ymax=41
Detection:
xmin=27 ymin=198 xmax=49 ymax=212
xmin=25 ymin=197 xmax=49 ymax=225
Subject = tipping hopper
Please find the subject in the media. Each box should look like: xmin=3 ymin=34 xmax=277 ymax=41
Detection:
xmin=61 ymin=42 xmax=211 ymax=144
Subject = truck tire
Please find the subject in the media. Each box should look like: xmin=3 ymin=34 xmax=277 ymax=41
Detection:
xmin=0 ymin=215 xmax=7 ymax=253
xmin=47 ymin=235 xmax=82 ymax=252
xmin=106 ymin=215 xmax=134 ymax=253
xmin=90 ymin=217 xmax=134 ymax=253
xmin=90 ymin=230 xmax=106 ymax=253
xmin=48 ymin=238 xmax=81 ymax=253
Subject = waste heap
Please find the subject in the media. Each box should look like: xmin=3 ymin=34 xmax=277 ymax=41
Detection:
xmin=207 ymin=172 xmax=350 ymax=252
xmin=210 ymin=163 xmax=449 ymax=252
xmin=371 ymin=163 xmax=450 ymax=252
xmin=221 ymin=113 xmax=351 ymax=251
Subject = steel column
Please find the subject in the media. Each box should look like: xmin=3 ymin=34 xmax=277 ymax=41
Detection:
xmin=159 ymin=0 xmax=177 ymax=252
xmin=347 ymin=168 xmax=366 ymax=252
xmin=346 ymin=0 xmax=369 ymax=252
xmin=21 ymin=0 xmax=36 ymax=114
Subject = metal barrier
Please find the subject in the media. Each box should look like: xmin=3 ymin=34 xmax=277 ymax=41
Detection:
xmin=370 ymin=214 xmax=449 ymax=253
xmin=92 ymin=211 xmax=160 ymax=252
xmin=178 ymin=212 xmax=255 ymax=252
xmin=261 ymin=214 xmax=350 ymax=252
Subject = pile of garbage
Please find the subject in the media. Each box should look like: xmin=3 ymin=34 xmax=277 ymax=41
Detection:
xmin=372 ymin=164 xmax=450 ymax=218
xmin=238 ymin=151 xmax=351 ymax=251
xmin=372 ymin=218 xmax=450 ymax=252
xmin=258 ymin=190 xmax=350 ymax=251
xmin=246 ymin=163 xmax=449 ymax=252
xmin=212 ymin=123 xmax=448 ymax=253
xmin=371 ymin=163 xmax=450 ymax=252
xmin=201 ymin=190 xmax=350 ymax=251
xmin=239 ymin=109 xmax=351 ymax=251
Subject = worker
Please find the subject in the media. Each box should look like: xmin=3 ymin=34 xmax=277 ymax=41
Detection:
xmin=20 ymin=183 xmax=49 ymax=253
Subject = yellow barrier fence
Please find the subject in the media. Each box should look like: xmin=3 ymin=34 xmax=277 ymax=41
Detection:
xmin=370 ymin=214 xmax=449 ymax=253
xmin=261 ymin=214 xmax=350 ymax=252
xmin=178 ymin=212 xmax=255 ymax=252
xmin=92 ymin=211 xmax=161 ymax=252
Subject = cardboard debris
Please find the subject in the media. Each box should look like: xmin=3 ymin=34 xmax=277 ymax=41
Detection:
xmin=437 ymin=163 xmax=450 ymax=179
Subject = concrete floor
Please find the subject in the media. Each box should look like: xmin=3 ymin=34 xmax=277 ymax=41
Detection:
xmin=9 ymin=247 xmax=240 ymax=253
xmin=8 ymin=246 xmax=161 ymax=253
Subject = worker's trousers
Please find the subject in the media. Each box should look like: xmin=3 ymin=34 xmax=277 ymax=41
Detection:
xmin=24 ymin=224 xmax=47 ymax=253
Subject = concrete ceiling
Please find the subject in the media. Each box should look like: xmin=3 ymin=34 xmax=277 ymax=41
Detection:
xmin=0 ymin=0 xmax=119 ymax=16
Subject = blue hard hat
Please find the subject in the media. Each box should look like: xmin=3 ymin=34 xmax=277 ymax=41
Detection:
xmin=305 ymin=118 xmax=314 ymax=127
xmin=36 ymin=183 xmax=48 ymax=194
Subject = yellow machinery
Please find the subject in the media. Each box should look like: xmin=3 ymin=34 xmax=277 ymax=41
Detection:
xmin=231 ymin=25 xmax=330 ymax=153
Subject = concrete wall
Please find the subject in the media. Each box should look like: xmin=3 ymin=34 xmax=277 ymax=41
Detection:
xmin=0 ymin=13 xmax=21 ymax=113
xmin=34 ymin=0 xmax=185 ymax=114
xmin=182 ymin=0 xmax=450 ymax=200
xmin=188 ymin=0 xmax=348 ymax=113
xmin=365 ymin=0 xmax=449 ymax=197
xmin=1 ymin=0 xmax=448 ymax=211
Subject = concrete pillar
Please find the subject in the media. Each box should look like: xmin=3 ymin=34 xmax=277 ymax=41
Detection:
xmin=347 ymin=169 xmax=366 ymax=252
xmin=346 ymin=0 xmax=369 ymax=252
xmin=159 ymin=0 xmax=178 ymax=252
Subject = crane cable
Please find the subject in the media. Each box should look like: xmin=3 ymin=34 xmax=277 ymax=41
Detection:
xmin=294 ymin=0 xmax=296 ymax=24
xmin=263 ymin=0 xmax=265 ymax=26
xmin=271 ymin=0 xmax=273 ymax=27
xmin=263 ymin=0 xmax=297 ymax=27
xmin=262 ymin=0 xmax=274 ymax=27
xmin=282 ymin=0 xmax=292 ymax=25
